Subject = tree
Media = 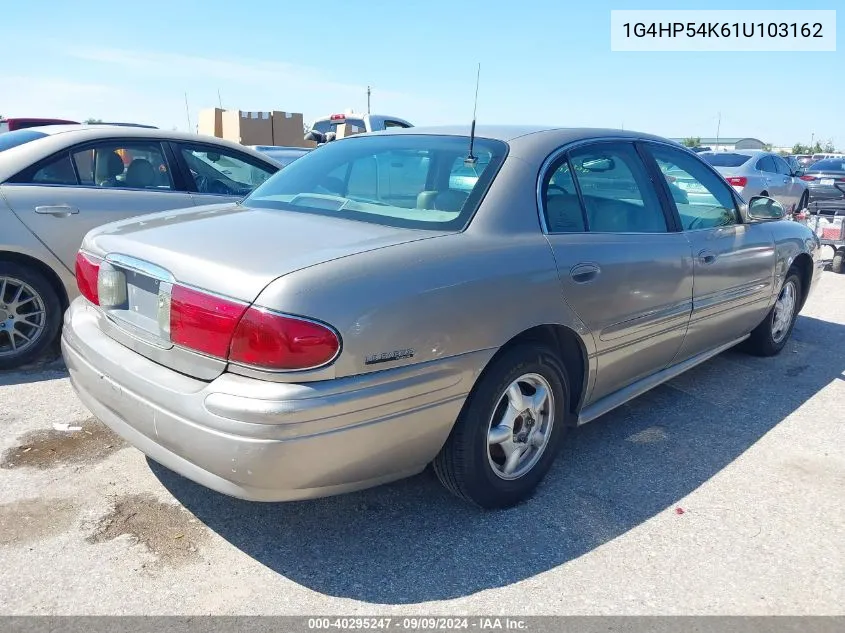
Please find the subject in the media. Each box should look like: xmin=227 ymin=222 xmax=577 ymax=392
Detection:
xmin=762 ymin=143 xmax=773 ymax=151
xmin=84 ymin=118 xmax=102 ymax=124
xmin=823 ymin=140 xmax=836 ymax=153
xmin=681 ymin=136 xmax=701 ymax=148
xmin=792 ymin=143 xmax=809 ymax=154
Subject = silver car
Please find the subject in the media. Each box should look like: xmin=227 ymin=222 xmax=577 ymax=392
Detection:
xmin=61 ymin=126 xmax=824 ymax=508
xmin=0 ymin=125 xmax=282 ymax=368
xmin=699 ymin=150 xmax=808 ymax=215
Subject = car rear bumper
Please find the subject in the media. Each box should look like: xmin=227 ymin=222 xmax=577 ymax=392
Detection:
xmin=62 ymin=298 xmax=488 ymax=501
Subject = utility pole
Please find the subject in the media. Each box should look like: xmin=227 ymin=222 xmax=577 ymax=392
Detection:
xmin=217 ymin=89 xmax=223 ymax=109
xmin=367 ymin=86 xmax=371 ymax=114
xmin=811 ymin=132 xmax=815 ymax=150
xmin=184 ymin=93 xmax=192 ymax=133
xmin=715 ymin=112 xmax=721 ymax=151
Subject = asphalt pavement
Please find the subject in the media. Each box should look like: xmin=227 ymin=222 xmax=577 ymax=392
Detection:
xmin=1 ymin=273 xmax=843 ymax=615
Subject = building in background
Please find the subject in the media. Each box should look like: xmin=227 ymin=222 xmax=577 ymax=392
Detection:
xmin=671 ymin=137 xmax=768 ymax=152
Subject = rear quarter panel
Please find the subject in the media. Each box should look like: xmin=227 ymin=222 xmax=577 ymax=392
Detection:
xmin=251 ymin=231 xmax=594 ymax=381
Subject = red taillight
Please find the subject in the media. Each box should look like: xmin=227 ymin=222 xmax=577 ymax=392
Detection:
xmin=229 ymin=308 xmax=340 ymax=370
xmin=726 ymin=176 xmax=748 ymax=187
xmin=169 ymin=285 xmax=247 ymax=358
xmin=329 ymin=113 xmax=346 ymax=121
xmin=75 ymin=251 xmax=101 ymax=305
xmin=800 ymin=175 xmax=816 ymax=181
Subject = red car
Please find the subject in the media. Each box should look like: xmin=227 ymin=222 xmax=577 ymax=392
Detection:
xmin=0 ymin=117 xmax=79 ymax=133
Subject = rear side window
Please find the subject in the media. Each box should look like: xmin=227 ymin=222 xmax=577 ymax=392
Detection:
xmin=568 ymin=142 xmax=667 ymax=233
xmin=384 ymin=120 xmax=411 ymax=129
xmin=72 ymin=142 xmax=173 ymax=190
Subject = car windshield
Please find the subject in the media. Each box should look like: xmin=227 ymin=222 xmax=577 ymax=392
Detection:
xmin=807 ymin=159 xmax=845 ymax=172
xmin=700 ymin=152 xmax=752 ymax=167
xmin=244 ymin=134 xmax=507 ymax=230
xmin=0 ymin=129 xmax=48 ymax=152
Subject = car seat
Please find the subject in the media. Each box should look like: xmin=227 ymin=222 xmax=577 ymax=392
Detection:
xmin=124 ymin=159 xmax=156 ymax=189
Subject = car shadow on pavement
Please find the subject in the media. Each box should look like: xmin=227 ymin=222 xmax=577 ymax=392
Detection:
xmin=0 ymin=346 xmax=66 ymax=387
xmin=152 ymin=314 xmax=845 ymax=604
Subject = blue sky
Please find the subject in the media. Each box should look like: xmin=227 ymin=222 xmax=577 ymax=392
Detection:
xmin=1 ymin=0 xmax=840 ymax=148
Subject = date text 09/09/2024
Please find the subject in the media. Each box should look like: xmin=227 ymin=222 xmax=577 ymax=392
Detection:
xmin=622 ymin=22 xmax=823 ymax=39
xmin=307 ymin=617 xmax=528 ymax=630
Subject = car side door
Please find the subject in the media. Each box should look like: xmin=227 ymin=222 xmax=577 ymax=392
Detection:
xmin=756 ymin=155 xmax=787 ymax=203
xmin=645 ymin=142 xmax=776 ymax=362
xmin=1 ymin=139 xmax=193 ymax=271
xmin=540 ymin=140 xmax=694 ymax=403
xmin=772 ymin=154 xmax=802 ymax=211
xmin=170 ymin=141 xmax=278 ymax=207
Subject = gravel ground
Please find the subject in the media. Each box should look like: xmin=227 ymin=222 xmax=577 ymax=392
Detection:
xmin=1 ymin=273 xmax=843 ymax=615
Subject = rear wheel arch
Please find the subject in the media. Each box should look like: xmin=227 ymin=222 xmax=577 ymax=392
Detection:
xmin=788 ymin=252 xmax=813 ymax=310
xmin=480 ymin=324 xmax=588 ymax=423
xmin=0 ymin=251 xmax=69 ymax=313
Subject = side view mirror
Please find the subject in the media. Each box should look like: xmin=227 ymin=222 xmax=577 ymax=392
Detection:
xmin=747 ymin=195 xmax=785 ymax=221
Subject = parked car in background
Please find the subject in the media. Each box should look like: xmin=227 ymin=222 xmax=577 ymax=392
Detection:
xmin=0 ymin=117 xmax=79 ymax=133
xmin=791 ymin=154 xmax=816 ymax=169
xmin=800 ymin=158 xmax=845 ymax=214
xmin=811 ymin=153 xmax=845 ymax=163
xmin=309 ymin=112 xmax=413 ymax=135
xmin=61 ymin=126 xmax=822 ymax=509
xmin=700 ymin=150 xmax=808 ymax=214
xmin=250 ymin=145 xmax=312 ymax=167
xmin=0 ymin=125 xmax=282 ymax=368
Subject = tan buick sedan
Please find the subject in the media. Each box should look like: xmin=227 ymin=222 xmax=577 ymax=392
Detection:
xmin=0 ymin=125 xmax=281 ymax=369
xmin=61 ymin=126 xmax=824 ymax=508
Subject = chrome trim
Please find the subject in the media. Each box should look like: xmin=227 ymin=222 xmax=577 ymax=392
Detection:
xmin=105 ymin=254 xmax=175 ymax=282
xmin=226 ymin=306 xmax=344 ymax=374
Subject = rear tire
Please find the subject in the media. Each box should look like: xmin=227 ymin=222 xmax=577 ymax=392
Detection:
xmin=832 ymin=248 xmax=844 ymax=275
xmin=433 ymin=344 xmax=569 ymax=509
xmin=743 ymin=269 xmax=801 ymax=357
xmin=0 ymin=263 xmax=62 ymax=371
xmin=798 ymin=191 xmax=808 ymax=212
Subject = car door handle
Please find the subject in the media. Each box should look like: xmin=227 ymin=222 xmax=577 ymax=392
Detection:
xmin=35 ymin=205 xmax=79 ymax=217
xmin=698 ymin=250 xmax=717 ymax=265
xmin=570 ymin=263 xmax=600 ymax=283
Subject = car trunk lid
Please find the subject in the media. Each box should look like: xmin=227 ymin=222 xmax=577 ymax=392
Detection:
xmin=82 ymin=202 xmax=447 ymax=379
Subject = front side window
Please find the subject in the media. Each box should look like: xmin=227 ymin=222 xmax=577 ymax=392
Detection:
xmin=647 ymin=144 xmax=738 ymax=231
xmin=566 ymin=142 xmax=667 ymax=233
xmin=773 ymin=156 xmax=792 ymax=176
xmin=178 ymin=144 xmax=276 ymax=196
xmin=244 ymin=134 xmax=507 ymax=230
xmin=71 ymin=142 xmax=173 ymax=190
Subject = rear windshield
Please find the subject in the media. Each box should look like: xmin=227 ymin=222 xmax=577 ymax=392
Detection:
xmin=311 ymin=118 xmax=367 ymax=135
xmin=700 ymin=152 xmax=752 ymax=167
xmin=807 ymin=159 xmax=845 ymax=172
xmin=0 ymin=129 xmax=48 ymax=152
xmin=244 ymin=134 xmax=507 ymax=230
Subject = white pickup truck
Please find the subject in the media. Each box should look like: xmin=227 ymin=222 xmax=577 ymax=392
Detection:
xmin=250 ymin=112 xmax=413 ymax=167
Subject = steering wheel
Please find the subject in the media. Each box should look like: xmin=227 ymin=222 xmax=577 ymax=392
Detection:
xmin=196 ymin=174 xmax=231 ymax=195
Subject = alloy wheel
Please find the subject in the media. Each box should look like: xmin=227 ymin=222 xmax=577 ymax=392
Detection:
xmin=0 ymin=276 xmax=48 ymax=358
xmin=487 ymin=373 xmax=555 ymax=480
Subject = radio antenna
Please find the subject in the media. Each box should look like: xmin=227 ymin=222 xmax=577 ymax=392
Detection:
xmin=465 ymin=63 xmax=480 ymax=167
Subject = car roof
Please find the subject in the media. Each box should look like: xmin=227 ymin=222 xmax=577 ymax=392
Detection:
xmin=358 ymin=125 xmax=684 ymax=160
xmin=0 ymin=125 xmax=283 ymax=182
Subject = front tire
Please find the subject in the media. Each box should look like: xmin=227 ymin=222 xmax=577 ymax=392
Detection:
xmin=0 ymin=263 xmax=62 ymax=370
xmin=433 ymin=344 xmax=569 ymax=509
xmin=743 ymin=270 xmax=801 ymax=357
